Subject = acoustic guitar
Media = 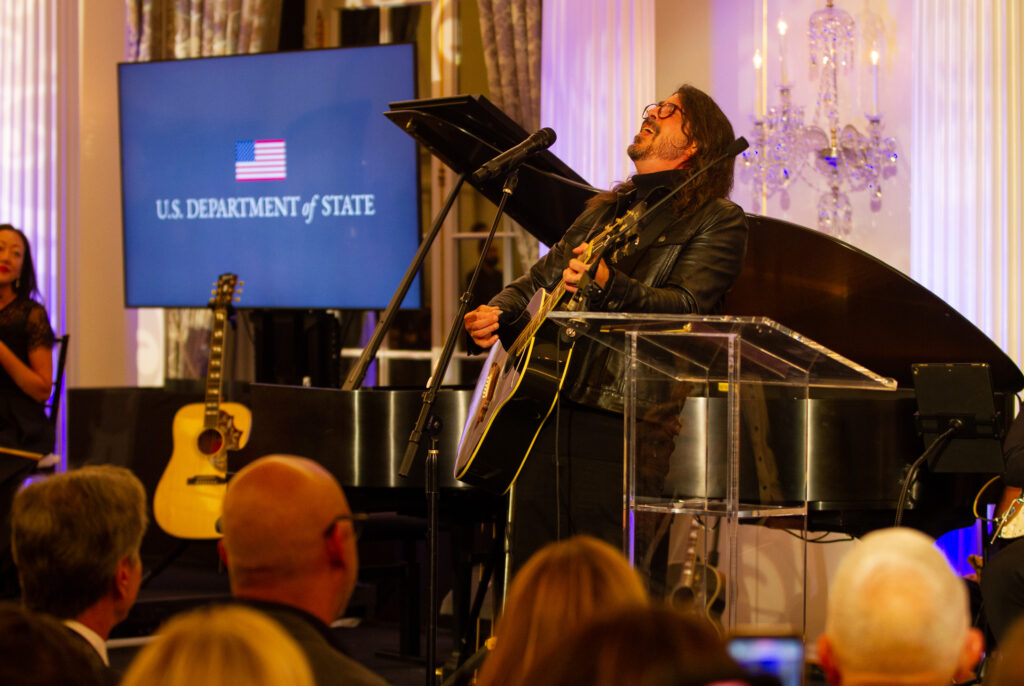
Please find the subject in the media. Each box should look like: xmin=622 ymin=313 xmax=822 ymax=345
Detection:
xmin=454 ymin=204 xmax=647 ymax=494
xmin=672 ymin=517 xmax=726 ymax=628
xmin=153 ymin=274 xmax=251 ymax=539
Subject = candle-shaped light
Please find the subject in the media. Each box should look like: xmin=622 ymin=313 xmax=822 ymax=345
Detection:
xmin=870 ymin=48 xmax=880 ymax=116
xmin=777 ymin=19 xmax=789 ymax=85
xmin=754 ymin=49 xmax=764 ymax=117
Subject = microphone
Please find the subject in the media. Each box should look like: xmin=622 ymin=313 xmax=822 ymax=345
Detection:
xmin=472 ymin=128 xmax=557 ymax=183
xmin=726 ymin=136 xmax=749 ymax=157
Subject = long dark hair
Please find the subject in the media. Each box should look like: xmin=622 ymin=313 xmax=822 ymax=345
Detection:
xmin=587 ymin=84 xmax=737 ymax=216
xmin=0 ymin=224 xmax=40 ymax=299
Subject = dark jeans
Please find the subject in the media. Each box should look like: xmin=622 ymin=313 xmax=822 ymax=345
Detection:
xmin=509 ymin=402 xmax=625 ymax=572
xmin=981 ymin=536 xmax=1024 ymax=643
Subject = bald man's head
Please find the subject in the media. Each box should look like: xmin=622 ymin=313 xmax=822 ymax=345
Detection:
xmin=819 ymin=527 xmax=982 ymax=685
xmin=219 ymin=456 xmax=358 ymax=617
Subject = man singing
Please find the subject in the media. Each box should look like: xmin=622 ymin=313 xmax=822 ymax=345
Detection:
xmin=463 ymin=84 xmax=748 ymax=566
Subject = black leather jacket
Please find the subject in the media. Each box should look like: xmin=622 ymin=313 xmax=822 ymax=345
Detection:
xmin=488 ymin=169 xmax=748 ymax=413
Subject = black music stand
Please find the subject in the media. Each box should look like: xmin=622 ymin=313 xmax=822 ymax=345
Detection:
xmin=384 ymin=94 xmax=596 ymax=246
xmin=912 ymin=363 xmax=1005 ymax=473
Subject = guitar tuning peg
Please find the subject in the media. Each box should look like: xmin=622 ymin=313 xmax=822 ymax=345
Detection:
xmin=237 ymin=280 xmax=245 ymax=286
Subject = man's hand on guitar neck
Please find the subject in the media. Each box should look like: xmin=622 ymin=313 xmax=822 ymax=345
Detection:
xmin=564 ymin=242 xmax=609 ymax=294
xmin=464 ymin=305 xmax=502 ymax=349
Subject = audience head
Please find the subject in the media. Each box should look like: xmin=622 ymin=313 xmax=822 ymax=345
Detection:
xmin=11 ymin=465 xmax=147 ymax=627
xmin=475 ymin=535 xmax=649 ymax=686
xmin=818 ymin=527 xmax=983 ymax=686
xmin=0 ymin=602 xmax=105 ymax=686
xmin=521 ymin=605 xmax=754 ymax=686
xmin=121 ymin=604 xmax=315 ymax=686
xmin=218 ymin=455 xmax=359 ymax=623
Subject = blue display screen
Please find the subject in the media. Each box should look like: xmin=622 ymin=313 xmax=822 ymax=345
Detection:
xmin=727 ymin=636 xmax=804 ymax=686
xmin=118 ymin=44 xmax=420 ymax=309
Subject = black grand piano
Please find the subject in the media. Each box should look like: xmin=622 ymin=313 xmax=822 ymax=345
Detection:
xmin=224 ymin=218 xmax=1022 ymax=538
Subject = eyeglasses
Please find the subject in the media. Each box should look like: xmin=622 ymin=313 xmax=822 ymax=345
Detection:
xmin=322 ymin=512 xmax=369 ymax=539
xmin=642 ymin=102 xmax=682 ymax=121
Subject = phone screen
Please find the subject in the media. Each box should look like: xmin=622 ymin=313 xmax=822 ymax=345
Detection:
xmin=727 ymin=635 xmax=804 ymax=686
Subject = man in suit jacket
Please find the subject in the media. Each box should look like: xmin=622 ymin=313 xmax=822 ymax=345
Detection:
xmin=218 ymin=455 xmax=388 ymax=686
xmin=11 ymin=465 xmax=148 ymax=685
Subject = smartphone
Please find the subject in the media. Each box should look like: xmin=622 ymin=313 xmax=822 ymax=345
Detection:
xmin=727 ymin=634 xmax=804 ymax=686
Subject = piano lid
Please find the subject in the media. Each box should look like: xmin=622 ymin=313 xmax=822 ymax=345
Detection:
xmin=386 ymin=94 xmax=597 ymax=246
xmin=723 ymin=215 xmax=1024 ymax=393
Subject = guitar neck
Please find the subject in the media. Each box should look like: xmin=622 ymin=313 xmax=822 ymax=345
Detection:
xmin=204 ymin=307 xmax=229 ymax=428
xmin=680 ymin=519 xmax=699 ymax=586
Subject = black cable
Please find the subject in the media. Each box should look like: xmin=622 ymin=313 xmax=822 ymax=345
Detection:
xmin=894 ymin=419 xmax=962 ymax=526
xmin=779 ymin=528 xmax=854 ymax=544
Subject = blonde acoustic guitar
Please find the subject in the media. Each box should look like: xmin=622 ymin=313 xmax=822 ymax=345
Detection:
xmin=154 ymin=274 xmax=251 ymax=539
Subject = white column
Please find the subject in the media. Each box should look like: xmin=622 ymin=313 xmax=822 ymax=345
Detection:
xmin=912 ymin=0 xmax=1024 ymax=371
xmin=541 ymin=0 xmax=656 ymax=191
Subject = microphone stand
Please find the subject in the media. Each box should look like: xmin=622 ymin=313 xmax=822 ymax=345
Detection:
xmin=399 ymin=169 xmax=520 ymax=686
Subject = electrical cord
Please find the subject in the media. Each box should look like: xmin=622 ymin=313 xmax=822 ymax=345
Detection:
xmin=894 ymin=419 xmax=962 ymax=527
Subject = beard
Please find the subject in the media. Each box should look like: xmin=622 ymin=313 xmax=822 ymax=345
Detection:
xmin=627 ymin=125 xmax=691 ymax=163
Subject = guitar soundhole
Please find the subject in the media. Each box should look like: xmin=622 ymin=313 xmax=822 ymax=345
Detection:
xmin=197 ymin=428 xmax=224 ymax=455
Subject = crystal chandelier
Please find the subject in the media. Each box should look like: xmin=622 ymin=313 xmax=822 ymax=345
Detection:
xmin=742 ymin=0 xmax=898 ymax=237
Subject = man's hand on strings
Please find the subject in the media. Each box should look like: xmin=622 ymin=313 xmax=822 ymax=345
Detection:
xmin=464 ymin=305 xmax=501 ymax=349
xmin=564 ymin=242 xmax=609 ymax=294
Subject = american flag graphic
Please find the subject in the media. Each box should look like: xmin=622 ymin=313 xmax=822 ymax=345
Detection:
xmin=235 ymin=139 xmax=287 ymax=181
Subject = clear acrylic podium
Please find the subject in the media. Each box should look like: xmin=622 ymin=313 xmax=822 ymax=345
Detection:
xmin=546 ymin=312 xmax=895 ymax=632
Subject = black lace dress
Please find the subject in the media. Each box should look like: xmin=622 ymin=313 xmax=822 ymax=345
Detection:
xmin=0 ymin=297 xmax=55 ymax=454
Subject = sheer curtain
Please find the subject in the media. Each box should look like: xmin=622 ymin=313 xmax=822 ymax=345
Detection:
xmin=124 ymin=0 xmax=281 ymax=381
xmin=912 ymin=0 xmax=1023 ymax=373
xmin=541 ymin=0 xmax=655 ymax=192
xmin=0 ymin=0 xmax=67 ymax=331
xmin=477 ymin=0 xmax=543 ymax=265
xmin=0 ymin=0 xmax=72 ymax=457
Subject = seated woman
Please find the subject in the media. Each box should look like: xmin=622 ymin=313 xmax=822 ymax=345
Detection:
xmin=520 ymin=605 xmax=767 ymax=686
xmin=121 ymin=604 xmax=315 ymax=686
xmin=0 ymin=224 xmax=56 ymax=598
xmin=0 ymin=224 xmax=55 ymax=454
xmin=474 ymin=535 xmax=649 ymax=686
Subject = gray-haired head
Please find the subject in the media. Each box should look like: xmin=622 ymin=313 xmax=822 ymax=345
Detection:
xmin=11 ymin=465 xmax=148 ymax=619
xmin=823 ymin=527 xmax=975 ymax=681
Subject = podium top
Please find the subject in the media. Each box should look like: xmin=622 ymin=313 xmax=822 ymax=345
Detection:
xmin=547 ymin=312 xmax=898 ymax=390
